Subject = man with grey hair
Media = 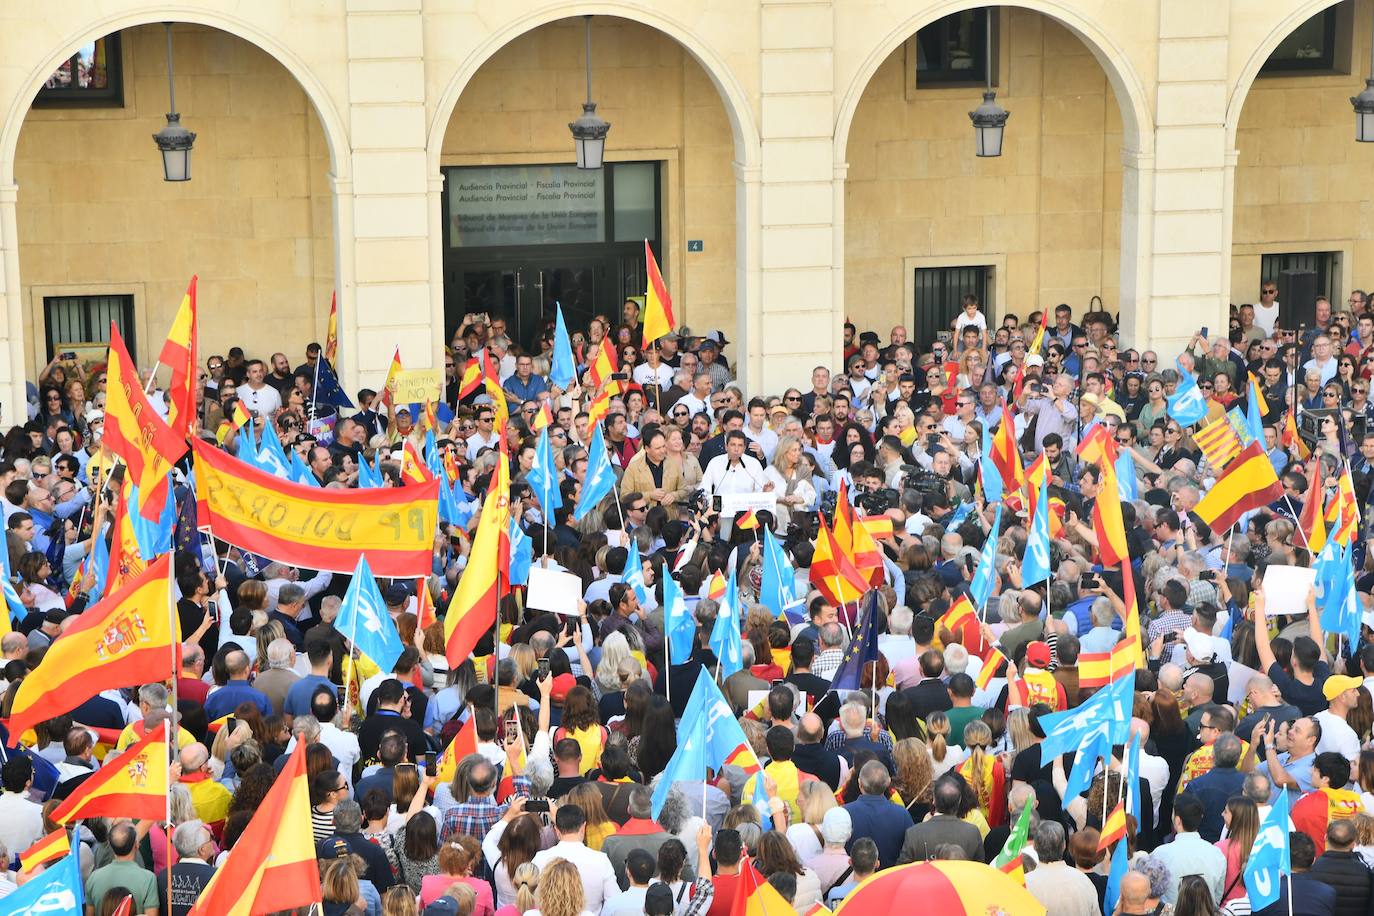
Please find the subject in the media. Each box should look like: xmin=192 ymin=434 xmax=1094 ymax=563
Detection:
xmin=842 ymin=760 xmax=912 ymax=868
xmin=118 ymin=682 xmax=191 ymax=751
xmin=813 ymin=621 xmax=847 ymax=680
xmin=602 ymin=785 xmax=693 ymax=889
xmin=896 ymin=773 xmax=975 ymax=864
xmin=1079 ymin=597 xmax=1121 ymax=654
xmin=178 ymin=743 xmax=231 ymax=837
xmin=1181 ymin=731 xmax=1245 ymax=841
xmin=879 ymin=604 xmax=917 ymax=670
xmin=263 ymin=564 xmax=332 ymax=616
xmin=321 ymin=799 xmax=394 ymax=890
xmin=985 ymin=783 xmax=1038 ymax=865
xmin=158 ymin=819 xmax=217 ymax=913
xmin=723 ymin=640 xmax=767 ymax=715
xmin=269 ymin=582 xmax=309 ymax=648
xmin=253 ymin=637 xmax=300 ymax=716
xmin=1025 ymin=821 xmax=1099 ymax=914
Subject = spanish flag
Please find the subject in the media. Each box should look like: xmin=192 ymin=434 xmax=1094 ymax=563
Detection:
xmin=1300 ymin=460 xmax=1328 ymax=554
xmin=445 ymin=460 xmax=510 ymax=667
xmin=231 ymin=400 xmax=251 ymax=429
xmin=422 ymin=399 xmax=439 ymax=433
xmin=977 ymin=645 xmax=1008 ymax=690
xmin=1078 ymin=638 xmax=1137 ymax=689
xmin=324 ymin=290 xmax=338 ymax=364
xmin=587 ymin=341 xmax=619 ymax=389
xmin=1196 ymin=441 xmax=1283 ymax=534
xmin=1091 ymin=443 xmax=1129 ymax=567
xmin=400 ymin=439 xmax=432 ymax=485
xmin=587 ymin=380 xmax=623 ymax=428
xmin=938 ymin=594 xmax=976 ymax=636
xmin=19 ymin=829 xmax=70 ymax=872
xmin=438 ymin=715 xmax=478 ymax=783
xmin=642 ymin=240 xmax=676 ymax=350
xmin=1121 ymin=562 xmax=1146 ymax=669
xmin=834 ymin=481 xmax=884 ymax=585
xmin=1283 ymin=409 xmax=1311 ymax=460
xmin=189 ymin=742 xmax=320 ymax=916
xmin=416 ymin=578 xmax=437 ymax=632
xmin=532 ymin=402 xmax=553 ymax=432
xmin=1098 ymin=801 xmax=1128 ymax=851
xmin=1027 ymin=307 xmax=1050 ymax=356
xmin=109 ymin=475 xmax=147 ymax=593
xmin=51 ymin=720 xmax=169 ymax=824
xmin=1076 ymin=423 xmax=1113 ymax=469
xmin=729 ymin=858 xmax=792 ymax=916
xmin=808 ymin=515 xmax=869 ymax=607
xmin=458 ymin=353 xmax=489 ymax=400
xmin=706 ymin=571 xmax=727 ymax=601
xmin=9 ymin=554 xmax=177 ymax=738
xmin=381 ymin=346 xmax=403 ymax=407
xmin=104 ymin=323 xmax=187 ymax=522
xmin=990 ymin=404 xmax=1024 ymax=494
xmin=157 ymin=275 xmax=198 ymax=439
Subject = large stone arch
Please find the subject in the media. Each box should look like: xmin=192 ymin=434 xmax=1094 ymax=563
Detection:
xmin=834 ymin=1 xmax=1153 ymax=163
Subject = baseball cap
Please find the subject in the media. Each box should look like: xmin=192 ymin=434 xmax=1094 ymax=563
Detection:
xmin=550 ymin=673 xmax=577 ymax=702
xmin=423 ymin=897 xmax=460 ymax=916
xmin=1026 ymin=641 xmax=1052 ymax=669
xmin=1323 ymin=674 xmax=1362 ymax=701
xmin=1024 ymin=354 xmax=1045 ymax=367
xmin=383 ymin=583 xmax=411 ymax=607
xmin=820 ymin=807 xmax=852 ymax=845
xmin=318 ymin=837 xmax=352 ymax=859
xmin=645 ymin=884 xmax=675 ymax=916
xmin=1182 ymin=628 xmax=1215 ymax=663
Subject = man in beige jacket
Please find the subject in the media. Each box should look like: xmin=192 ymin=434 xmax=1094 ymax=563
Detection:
xmin=620 ymin=429 xmax=693 ymax=508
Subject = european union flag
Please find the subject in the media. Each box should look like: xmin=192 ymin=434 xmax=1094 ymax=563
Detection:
xmin=828 ymin=590 xmax=881 ymax=691
xmin=574 ymin=423 xmax=616 ymax=522
xmin=314 ymin=357 xmax=355 ymax=409
xmin=0 ymin=847 xmax=82 ymax=913
xmin=174 ymin=478 xmax=211 ymax=574
xmin=333 ymin=555 xmax=404 ymax=672
xmin=44 ymin=522 xmax=68 ymax=593
xmin=0 ymin=721 xmax=60 ymax=798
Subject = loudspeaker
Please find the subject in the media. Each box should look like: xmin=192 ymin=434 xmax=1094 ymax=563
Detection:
xmin=1278 ymin=269 xmax=1318 ymax=330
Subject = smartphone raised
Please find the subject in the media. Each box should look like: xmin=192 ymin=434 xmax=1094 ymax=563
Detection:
xmin=525 ymin=798 xmax=551 ymax=813
xmin=537 ymin=656 xmax=551 ymax=680
xmin=425 ymin=751 xmax=437 ymax=773
xmin=1079 ymin=573 xmax=1098 ymax=590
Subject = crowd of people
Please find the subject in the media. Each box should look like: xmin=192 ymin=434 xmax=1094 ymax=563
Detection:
xmin=0 ymin=288 xmax=1372 ymax=916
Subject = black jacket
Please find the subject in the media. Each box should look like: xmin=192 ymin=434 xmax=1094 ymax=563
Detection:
xmin=1308 ymin=851 xmax=1372 ymax=916
xmin=793 ymin=741 xmax=842 ymax=790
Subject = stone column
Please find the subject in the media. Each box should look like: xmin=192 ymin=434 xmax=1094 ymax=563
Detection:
xmin=1137 ymin=0 xmax=1233 ymax=356
xmin=344 ymin=0 xmax=437 ymax=392
xmin=0 ymin=182 xmax=23 ymax=425
xmin=757 ymin=0 xmax=840 ymax=393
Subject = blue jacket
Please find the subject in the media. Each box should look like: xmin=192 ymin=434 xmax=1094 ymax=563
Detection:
xmin=842 ymin=794 xmax=913 ymax=869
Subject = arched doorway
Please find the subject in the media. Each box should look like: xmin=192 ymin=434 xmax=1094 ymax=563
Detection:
xmin=427 ymin=12 xmax=759 ymax=382
xmin=834 ymin=2 xmax=1151 ymax=347
xmin=1227 ymin=0 xmax=1371 ymax=327
xmin=0 ymin=15 xmax=347 ymax=413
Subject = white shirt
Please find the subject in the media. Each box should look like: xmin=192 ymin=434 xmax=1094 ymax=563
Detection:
xmin=532 ymin=840 xmax=621 ymax=912
xmin=632 ymin=363 xmax=674 ymax=390
xmin=700 ymin=454 xmax=768 ymax=498
xmin=465 ymin=430 xmax=502 ymax=461
xmin=1253 ymin=300 xmax=1280 ymax=335
xmin=1315 ymin=710 xmax=1361 ymax=759
xmin=744 ymin=426 xmax=780 ymax=462
xmin=0 ymin=791 xmax=45 ymax=854
xmin=236 ymin=382 xmax=282 ymax=419
xmin=1138 ymin=749 xmax=1171 ymax=823
xmin=677 ymin=393 xmax=710 ymax=418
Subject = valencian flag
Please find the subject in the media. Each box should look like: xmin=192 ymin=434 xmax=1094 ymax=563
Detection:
xmin=1098 ymin=801 xmax=1128 ymax=851
xmin=104 ymin=323 xmax=187 ymax=521
xmin=586 ymin=379 xmax=623 ymax=427
xmin=1195 ymin=440 xmax=1283 ymax=533
xmin=809 ymin=515 xmax=869 ymax=607
xmin=993 ymin=801 xmax=1033 ymax=883
xmin=50 ymin=720 xmax=169 ymax=824
xmin=990 ymin=408 xmax=1024 ymax=495
xmin=828 ymin=591 xmax=880 ymax=691
xmin=1194 ymin=415 xmax=1243 ymax=471
xmin=19 ymin=828 xmax=70 ymax=872
xmin=445 ymin=459 xmax=510 ymax=667
xmin=190 ymin=742 xmax=320 ymax=916
xmin=9 ymin=554 xmax=177 ymax=737
xmin=643 ymin=240 xmax=676 ymax=349
xmin=1326 ymin=466 xmax=1358 ymax=546
xmin=158 ymin=274 xmax=198 ymax=438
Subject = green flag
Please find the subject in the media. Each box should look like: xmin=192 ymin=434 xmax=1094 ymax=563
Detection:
xmin=993 ymin=801 xmax=1034 ymax=882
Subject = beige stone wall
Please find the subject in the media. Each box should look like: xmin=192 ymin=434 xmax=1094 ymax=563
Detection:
xmin=439 ymin=18 xmax=737 ymax=341
xmin=844 ymin=9 xmax=1122 ymax=333
xmin=13 ymin=24 xmax=334 ymax=371
xmin=1230 ymin=0 xmax=1374 ymax=306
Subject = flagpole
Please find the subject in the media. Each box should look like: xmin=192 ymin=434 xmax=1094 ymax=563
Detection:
xmin=343 ymin=574 xmax=360 ymax=715
xmin=167 ymin=554 xmax=178 ymax=916
xmin=310 ymin=351 xmax=322 ymax=426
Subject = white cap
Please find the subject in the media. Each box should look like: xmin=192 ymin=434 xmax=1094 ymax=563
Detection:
xmin=1183 ymin=627 xmax=1214 ymax=663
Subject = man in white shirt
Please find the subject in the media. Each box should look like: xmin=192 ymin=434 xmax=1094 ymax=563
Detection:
xmin=1129 ymin=719 xmax=1171 ymax=826
xmin=742 ymin=400 xmax=779 ymax=462
xmin=632 ymin=344 xmax=674 ymax=393
xmin=0 ymin=757 xmax=45 ymax=856
xmin=235 ymin=359 xmax=283 ymax=419
xmin=465 ymin=403 xmax=502 ymax=461
xmin=1315 ymin=675 xmax=1362 ymax=759
xmin=676 ymin=373 xmax=713 ymax=420
xmin=532 ymin=803 xmax=621 ymax=911
xmin=1303 ymin=334 xmax=1339 ymax=385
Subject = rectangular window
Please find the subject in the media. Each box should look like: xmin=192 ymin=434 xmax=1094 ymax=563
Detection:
xmin=33 ymin=34 xmax=123 ymax=107
xmin=913 ymin=266 xmax=990 ymax=350
xmin=445 ymin=161 xmax=661 ymax=250
xmin=1260 ymin=251 xmax=1337 ymax=300
xmin=44 ymin=294 xmax=135 ymax=361
xmin=913 ymin=9 xmax=995 ymax=87
xmin=1260 ymin=6 xmax=1338 ymax=74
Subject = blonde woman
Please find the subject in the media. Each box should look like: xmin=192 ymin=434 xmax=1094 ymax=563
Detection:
xmin=564 ymin=782 xmax=616 ymax=852
xmin=535 ymin=858 xmax=592 ymax=916
xmin=925 ymin=711 xmax=967 ymax=777
xmin=763 ymin=436 xmax=815 ymax=531
xmin=594 ymin=632 xmax=636 ymax=697
xmin=511 ymin=862 xmax=540 ymax=914
xmin=957 ymin=348 xmax=988 ymax=390
xmin=957 ymin=720 xmax=1006 ymax=830
xmin=783 ymin=781 xmax=838 ymax=862
xmin=664 ymin=425 xmax=702 ymax=491
xmin=890 ymin=401 xmax=918 ymax=448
